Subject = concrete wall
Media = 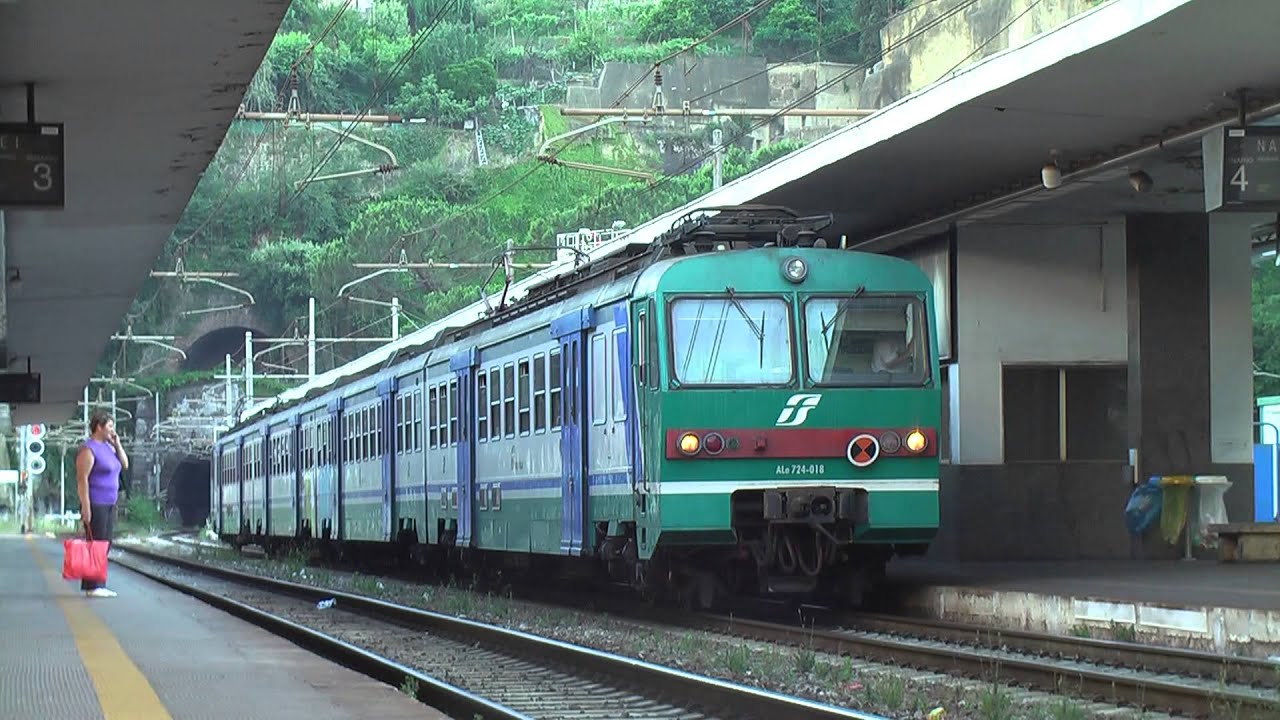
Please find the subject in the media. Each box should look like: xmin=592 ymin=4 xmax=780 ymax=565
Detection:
xmin=566 ymin=56 xmax=771 ymax=111
xmin=878 ymin=0 xmax=1096 ymax=104
xmin=951 ymin=222 xmax=1128 ymax=463
xmin=934 ymin=215 xmax=1257 ymax=561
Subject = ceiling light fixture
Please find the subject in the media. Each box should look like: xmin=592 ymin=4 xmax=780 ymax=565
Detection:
xmin=1041 ymin=150 xmax=1062 ymax=190
xmin=1129 ymin=170 xmax=1154 ymax=193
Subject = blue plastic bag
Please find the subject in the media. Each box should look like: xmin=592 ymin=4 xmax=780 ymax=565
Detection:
xmin=1124 ymin=483 xmax=1163 ymax=536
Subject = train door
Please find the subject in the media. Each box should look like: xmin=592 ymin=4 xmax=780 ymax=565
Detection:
xmin=379 ymin=380 xmax=395 ymax=540
xmin=630 ymin=298 xmax=660 ymax=556
xmin=301 ymin=413 xmax=316 ymax=537
xmin=452 ymin=350 xmax=478 ymax=548
xmin=317 ymin=402 xmax=340 ymax=540
xmin=292 ymin=415 xmax=303 ymax=538
xmin=555 ymin=308 xmax=593 ymax=556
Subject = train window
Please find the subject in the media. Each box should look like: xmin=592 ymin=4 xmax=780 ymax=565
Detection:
xmin=365 ymin=409 xmax=371 ymax=459
xmin=477 ymin=372 xmax=489 ymax=442
xmin=448 ymin=379 xmax=458 ymax=446
xmin=503 ymin=363 xmax=516 ymax=438
xmin=612 ymin=328 xmax=627 ymax=422
xmin=428 ymin=386 xmax=440 ymax=449
xmin=413 ymin=388 xmax=423 ymax=452
xmin=671 ymin=296 xmax=793 ymax=386
xmin=395 ymin=396 xmax=404 ymax=454
xmin=646 ymin=300 xmax=659 ymax=390
xmin=357 ymin=409 xmax=366 ymax=461
xmin=803 ymin=295 xmax=928 ymax=387
xmin=590 ymin=334 xmax=607 ymax=425
xmin=488 ymin=367 xmax=501 ymax=441
xmin=376 ymin=404 xmax=385 ymax=456
xmin=346 ymin=414 xmax=354 ymax=464
xmin=517 ymin=359 xmax=531 ymax=435
xmin=549 ymin=349 xmax=562 ymax=429
xmin=636 ymin=309 xmax=648 ymax=386
xmin=533 ymin=353 xmax=547 ymax=433
xmin=364 ymin=407 xmax=373 ymax=461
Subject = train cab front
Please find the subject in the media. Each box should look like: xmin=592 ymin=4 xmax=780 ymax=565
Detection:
xmin=664 ymin=423 xmax=939 ymax=605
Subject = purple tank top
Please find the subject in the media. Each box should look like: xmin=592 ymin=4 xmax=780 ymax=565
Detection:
xmin=85 ymin=439 xmax=121 ymax=505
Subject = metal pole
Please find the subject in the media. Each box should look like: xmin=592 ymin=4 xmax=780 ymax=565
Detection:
xmin=59 ymin=444 xmax=65 ymax=515
xmin=712 ymin=127 xmax=724 ymax=190
xmin=110 ymin=389 xmax=117 ymax=423
xmin=308 ymin=296 xmax=317 ymax=378
xmin=225 ymin=353 xmax=234 ymax=418
xmin=245 ymin=331 xmax=255 ymax=399
xmin=82 ymin=386 xmax=89 ymax=436
xmin=391 ymin=297 xmax=401 ymax=341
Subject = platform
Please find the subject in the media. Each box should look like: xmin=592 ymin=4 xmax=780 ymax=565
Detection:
xmin=0 ymin=535 xmax=443 ymax=720
xmin=882 ymin=558 xmax=1280 ymax=658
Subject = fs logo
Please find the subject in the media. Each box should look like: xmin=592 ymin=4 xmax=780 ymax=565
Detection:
xmin=775 ymin=393 xmax=822 ymax=427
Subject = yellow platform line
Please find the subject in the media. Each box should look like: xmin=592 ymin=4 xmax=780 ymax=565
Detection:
xmin=28 ymin=538 xmax=173 ymax=720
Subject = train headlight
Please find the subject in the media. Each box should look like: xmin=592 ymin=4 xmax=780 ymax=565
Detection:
xmin=879 ymin=431 xmax=902 ymax=453
xmin=703 ymin=432 xmax=725 ymax=455
xmin=905 ymin=429 xmax=928 ymax=454
xmin=782 ymin=256 xmax=808 ymax=283
xmin=679 ymin=432 xmax=701 ymax=455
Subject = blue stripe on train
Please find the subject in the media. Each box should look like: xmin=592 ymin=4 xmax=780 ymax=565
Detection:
xmin=340 ymin=468 xmax=634 ymax=497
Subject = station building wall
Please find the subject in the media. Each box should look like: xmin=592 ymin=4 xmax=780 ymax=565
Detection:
xmin=922 ymin=215 xmax=1257 ymax=561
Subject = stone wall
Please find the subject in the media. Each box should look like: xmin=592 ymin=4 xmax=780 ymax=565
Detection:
xmin=878 ymin=0 xmax=1096 ymax=104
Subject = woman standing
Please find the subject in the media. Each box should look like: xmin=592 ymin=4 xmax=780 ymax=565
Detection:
xmin=76 ymin=411 xmax=129 ymax=598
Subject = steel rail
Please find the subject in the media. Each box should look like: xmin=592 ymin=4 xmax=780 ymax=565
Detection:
xmin=844 ymin=612 xmax=1279 ymax=688
xmin=117 ymin=547 xmax=885 ymax=720
xmin=684 ymin=614 xmax=1279 ymax=719
xmin=113 ymin=554 xmax=527 ymax=720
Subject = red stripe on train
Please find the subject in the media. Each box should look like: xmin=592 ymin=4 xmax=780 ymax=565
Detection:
xmin=664 ymin=427 xmax=938 ymax=460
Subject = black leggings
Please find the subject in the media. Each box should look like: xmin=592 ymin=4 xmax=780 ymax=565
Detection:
xmin=81 ymin=503 xmax=116 ymax=591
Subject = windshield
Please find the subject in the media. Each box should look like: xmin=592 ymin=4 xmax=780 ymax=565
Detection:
xmin=805 ymin=295 xmax=928 ymax=386
xmin=670 ymin=296 xmax=793 ymax=386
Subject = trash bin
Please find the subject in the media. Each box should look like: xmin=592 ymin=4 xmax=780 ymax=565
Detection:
xmin=1192 ymin=475 xmax=1232 ymax=549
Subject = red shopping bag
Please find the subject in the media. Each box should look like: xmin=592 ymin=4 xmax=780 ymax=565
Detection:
xmin=63 ymin=527 xmax=109 ymax=584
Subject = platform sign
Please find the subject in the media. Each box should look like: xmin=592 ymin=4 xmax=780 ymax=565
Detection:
xmin=0 ymin=122 xmax=65 ymax=209
xmin=1204 ymin=126 xmax=1280 ymax=212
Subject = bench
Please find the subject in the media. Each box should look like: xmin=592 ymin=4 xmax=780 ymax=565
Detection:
xmin=1208 ymin=522 xmax=1280 ymax=562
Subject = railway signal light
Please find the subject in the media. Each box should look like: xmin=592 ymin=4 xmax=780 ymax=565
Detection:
xmin=25 ymin=423 xmax=46 ymax=475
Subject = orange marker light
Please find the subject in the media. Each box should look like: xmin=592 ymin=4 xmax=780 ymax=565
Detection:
xmin=905 ymin=430 xmax=928 ymax=454
xmin=679 ymin=432 xmax=701 ymax=455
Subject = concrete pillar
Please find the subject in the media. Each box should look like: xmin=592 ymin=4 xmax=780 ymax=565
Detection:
xmin=1125 ymin=213 xmax=1256 ymax=524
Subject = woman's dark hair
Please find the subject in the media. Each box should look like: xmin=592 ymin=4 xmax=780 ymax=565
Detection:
xmin=89 ymin=411 xmax=113 ymax=434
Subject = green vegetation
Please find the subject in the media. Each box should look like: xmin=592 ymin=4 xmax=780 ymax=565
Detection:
xmin=109 ymin=0 xmax=912 ymax=390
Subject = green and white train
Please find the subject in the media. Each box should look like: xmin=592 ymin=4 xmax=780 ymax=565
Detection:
xmin=212 ymin=206 xmax=941 ymax=607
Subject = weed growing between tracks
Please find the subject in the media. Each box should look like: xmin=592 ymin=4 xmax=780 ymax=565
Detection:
xmin=127 ymin=540 xmax=1181 ymax=720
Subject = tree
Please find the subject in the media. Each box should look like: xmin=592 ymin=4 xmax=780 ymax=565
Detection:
xmin=637 ymin=0 xmax=715 ymax=42
xmin=754 ymin=0 xmax=818 ymax=59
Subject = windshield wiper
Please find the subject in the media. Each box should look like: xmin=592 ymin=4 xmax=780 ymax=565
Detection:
xmin=725 ymin=286 xmax=766 ymax=367
xmin=725 ymin=287 xmax=764 ymax=342
xmin=821 ymin=284 xmax=866 ymax=338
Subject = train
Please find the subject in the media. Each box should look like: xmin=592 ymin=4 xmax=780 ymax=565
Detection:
xmin=211 ymin=205 xmax=941 ymax=608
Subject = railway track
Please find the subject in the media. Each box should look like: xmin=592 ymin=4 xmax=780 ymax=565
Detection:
xmin=114 ymin=546 xmax=884 ymax=720
xmin=678 ymin=612 xmax=1280 ymax=719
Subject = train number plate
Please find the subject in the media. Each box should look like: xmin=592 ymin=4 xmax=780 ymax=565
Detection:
xmin=775 ymin=463 xmax=826 ymax=476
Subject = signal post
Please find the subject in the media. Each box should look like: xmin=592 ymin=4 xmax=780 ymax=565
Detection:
xmin=16 ymin=424 xmax=46 ymax=533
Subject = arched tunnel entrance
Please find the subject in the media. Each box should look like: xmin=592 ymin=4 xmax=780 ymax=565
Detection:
xmin=183 ymin=325 xmax=266 ymax=371
xmin=169 ymin=458 xmax=211 ymax=528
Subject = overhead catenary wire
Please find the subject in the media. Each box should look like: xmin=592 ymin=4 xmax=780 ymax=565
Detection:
xmin=275 ymin=0 xmax=461 ymax=223
xmin=398 ymin=0 xmax=782 ymax=246
xmin=597 ymin=0 xmax=987 ymax=208
xmin=396 ymin=0 xmax=985 ymax=314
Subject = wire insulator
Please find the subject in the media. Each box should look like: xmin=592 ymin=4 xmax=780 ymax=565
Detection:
xmin=653 ymin=67 xmax=663 ymax=87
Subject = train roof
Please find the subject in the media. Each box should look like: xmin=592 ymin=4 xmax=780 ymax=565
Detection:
xmin=231 ymin=205 xmax=851 ymax=431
